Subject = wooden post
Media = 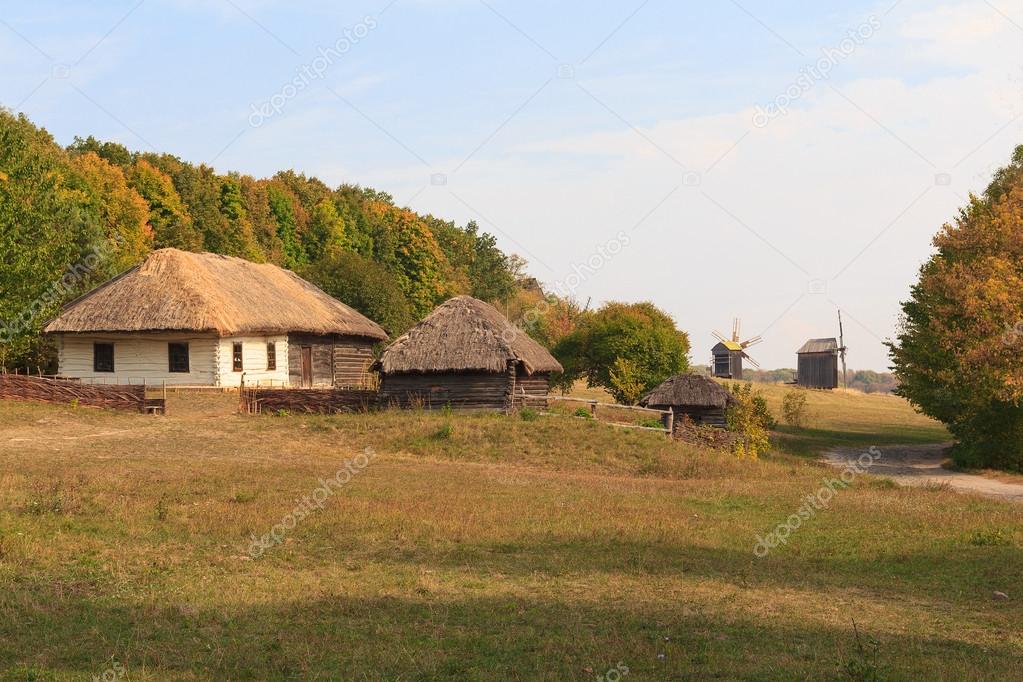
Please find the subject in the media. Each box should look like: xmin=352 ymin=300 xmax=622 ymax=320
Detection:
xmin=590 ymin=400 xmax=598 ymax=418
xmin=662 ymin=409 xmax=674 ymax=436
xmin=505 ymin=359 xmax=517 ymax=412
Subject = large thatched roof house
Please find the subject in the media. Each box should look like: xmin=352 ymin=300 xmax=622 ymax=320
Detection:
xmin=43 ymin=248 xmax=387 ymax=387
xmin=375 ymin=295 xmax=562 ymax=410
xmin=639 ymin=373 xmax=734 ymax=428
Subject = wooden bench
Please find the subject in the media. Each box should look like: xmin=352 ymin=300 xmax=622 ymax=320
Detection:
xmin=143 ymin=398 xmax=167 ymax=415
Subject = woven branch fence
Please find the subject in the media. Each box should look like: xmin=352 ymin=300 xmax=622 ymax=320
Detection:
xmin=241 ymin=386 xmax=379 ymax=414
xmin=0 ymin=373 xmax=146 ymax=412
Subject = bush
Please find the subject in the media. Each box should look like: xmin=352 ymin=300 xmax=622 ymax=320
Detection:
xmin=573 ymin=407 xmax=593 ymax=419
xmin=726 ymin=383 xmax=773 ymax=459
xmin=782 ymin=389 xmax=809 ymax=428
xmin=519 ymin=408 xmax=539 ymax=421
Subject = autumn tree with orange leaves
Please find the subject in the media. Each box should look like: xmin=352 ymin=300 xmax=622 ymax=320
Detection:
xmin=889 ymin=145 xmax=1023 ymax=470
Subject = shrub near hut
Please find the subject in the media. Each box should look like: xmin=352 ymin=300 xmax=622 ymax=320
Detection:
xmin=726 ymin=383 xmax=774 ymax=459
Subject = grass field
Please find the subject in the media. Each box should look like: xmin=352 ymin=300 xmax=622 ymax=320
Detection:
xmin=1 ymin=387 xmax=1020 ymax=680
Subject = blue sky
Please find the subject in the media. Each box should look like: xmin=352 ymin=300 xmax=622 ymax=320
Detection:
xmin=4 ymin=0 xmax=1023 ymax=370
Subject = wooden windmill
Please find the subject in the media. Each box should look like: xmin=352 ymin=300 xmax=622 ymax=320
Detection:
xmin=838 ymin=309 xmax=848 ymax=388
xmin=711 ymin=318 xmax=763 ymax=380
xmin=796 ymin=311 xmax=847 ymax=389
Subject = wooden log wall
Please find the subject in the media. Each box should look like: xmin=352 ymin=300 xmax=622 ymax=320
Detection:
xmin=513 ymin=373 xmax=551 ymax=408
xmin=242 ymin=386 xmax=378 ymax=414
xmin=288 ymin=334 xmax=335 ymax=386
xmin=379 ymin=372 xmax=511 ymax=410
xmin=0 ymin=373 xmax=146 ymax=412
xmin=288 ymin=334 xmax=376 ymax=387
xmin=673 ymin=405 xmax=727 ymax=428
xmin=333 ymin=336 xmax=375 ymax=387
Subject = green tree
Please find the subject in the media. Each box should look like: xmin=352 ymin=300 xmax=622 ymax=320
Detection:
xmin=552 ymin=301 xmax=690 ymax=404
xmin=267 ymin=183 xmax=305 ymax=268
xmin=218 ymin=174 xmax=262 ymax=260
xmin=68 ymin=135 xmax=133 ymax=168
xmin=889 ymin=144 xmax=1023 ymax=470
xmin=67 ymin=152 xmax=152 ymax=272
xmin=126 ymin=159 xmax=201 ymax=250
xmin=303 ymin=250 xmax=415 ymax=336
xmin=238 ymin=176 xmax=285 ymax=264
xmin=305 ymin=199 xmax=347 ymax=261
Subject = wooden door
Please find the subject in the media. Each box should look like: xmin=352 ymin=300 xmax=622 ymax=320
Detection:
xmin=301 ymin=346 xmax=313 ymax=387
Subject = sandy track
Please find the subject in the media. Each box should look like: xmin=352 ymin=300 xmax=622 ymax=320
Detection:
xmin=825 ymin=443 xmax=1023 ymax=503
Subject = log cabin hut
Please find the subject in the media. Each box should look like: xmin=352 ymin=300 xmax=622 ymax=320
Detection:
xmin=43 ymin=248 xmax=387 ymax=387
xmin=374 ymin=296 xmax=563 ymax=410
xmin=796 ymin=338 xmax=840 ymax=389
xmin=639 ymin=373 xmax=734 ymax=428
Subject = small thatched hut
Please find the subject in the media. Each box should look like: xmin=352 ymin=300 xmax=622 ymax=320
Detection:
xmin=43 ymin=248 xmax=387 ymax=387
xmin=639 ymin=373 xmax=734 ymax=428
xmin=375 ymin=296 xmax=562 ymax=410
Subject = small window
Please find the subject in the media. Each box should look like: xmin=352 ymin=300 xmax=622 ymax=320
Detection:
xmin=232 ymin=342 xmax=243 ymax=372
xmin=267 ymin=342 xmax=276 ymax=370
xmin=93 ymin=343 xmax=114 ymax=373
xmin=168 ymin=343 xmax=190 ymax=373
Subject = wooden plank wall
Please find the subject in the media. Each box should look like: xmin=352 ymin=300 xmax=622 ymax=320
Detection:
xmin=0 ymin=373 xmax=146 ymax=412
xmin=797 ymin=353 xmax=839 ymax=389
xmin=287 ymin=334 xmax=336 ymax=387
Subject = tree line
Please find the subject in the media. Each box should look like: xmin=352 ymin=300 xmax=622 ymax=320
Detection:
xmin=0 ymin=107 xmax=692 ymax=403
xmin=0 ymin=109 xmax=520 ymax=366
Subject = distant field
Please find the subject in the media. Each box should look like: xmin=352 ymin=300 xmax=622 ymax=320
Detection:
xmin=565 ymin=379 xmax=950 ymax=453
xmin=0 ymin=390 xmax=1018 ymax=680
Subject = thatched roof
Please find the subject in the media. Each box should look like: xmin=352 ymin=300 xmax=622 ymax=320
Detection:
xmin=797 ymin=338 xmax=838 ymax=354
xmin=43 ymin=248 xmax=387 ymax=340
xmin=376 ymin=296 xmax=563 ymax=375
xmin=639 ymin=373 xmax=733 ymax=409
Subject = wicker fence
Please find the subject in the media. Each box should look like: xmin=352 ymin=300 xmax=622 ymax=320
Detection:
xmin=0 ymin=372 xmax=148 ymax=412
xmin=241 ymin=386 xmax=379 ymax=414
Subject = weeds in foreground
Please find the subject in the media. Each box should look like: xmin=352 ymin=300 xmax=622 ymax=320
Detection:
xmin=840 ymin=621 xmax=886 ymax=681
xmin=969 ymin=528 xmax=1012 ymax=546
xmin=432 ymin=423 xmax=454 ymax=440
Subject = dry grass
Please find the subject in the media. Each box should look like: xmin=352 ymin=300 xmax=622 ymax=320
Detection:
xmin=0 ymin=390 xmax=1017 ymax=680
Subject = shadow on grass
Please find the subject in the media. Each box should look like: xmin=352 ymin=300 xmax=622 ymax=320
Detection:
xmin=1 ymin=585 xmax=1017 ymax=680
xmin=773 ymin=423 xmax=951 ymax=458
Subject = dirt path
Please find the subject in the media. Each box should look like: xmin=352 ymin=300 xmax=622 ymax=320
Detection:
xmin=825 ymin=443 xmax=1023 ymax=503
